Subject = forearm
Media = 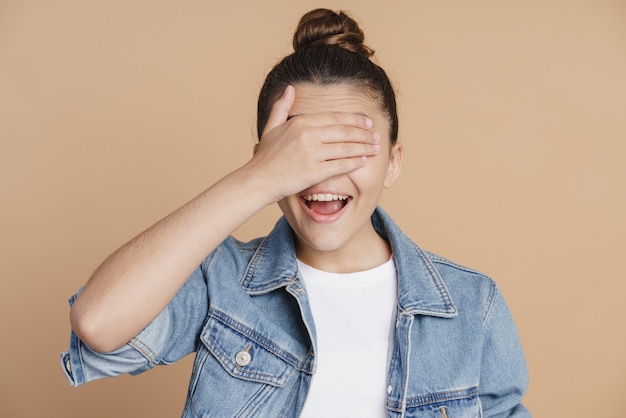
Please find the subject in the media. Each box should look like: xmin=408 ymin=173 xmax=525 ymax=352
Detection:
xmin=70 ymin=166 xmax=272 ymax=352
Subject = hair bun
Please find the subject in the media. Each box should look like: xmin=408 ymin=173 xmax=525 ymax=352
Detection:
xmin=293 ymin=9 xmax=374 ymax=58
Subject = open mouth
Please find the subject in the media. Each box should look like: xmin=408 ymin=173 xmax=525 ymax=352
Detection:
xmin=301 ymin=193 xmax=351 ymax=215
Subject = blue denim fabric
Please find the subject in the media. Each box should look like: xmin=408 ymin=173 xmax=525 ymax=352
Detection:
xmin=61 ymin=207 xmax=530 ymax=417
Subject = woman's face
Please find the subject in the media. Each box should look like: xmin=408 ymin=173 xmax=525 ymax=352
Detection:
xmin=277 ymin=83 xmax=402 ymax=272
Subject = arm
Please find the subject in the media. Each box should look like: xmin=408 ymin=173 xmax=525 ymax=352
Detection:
xmin=69 ymin=86 xmax=381 ymax=352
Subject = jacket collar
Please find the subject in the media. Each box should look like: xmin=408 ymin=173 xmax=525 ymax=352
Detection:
xmin=241 ymin=207 xmax=457 ymax=318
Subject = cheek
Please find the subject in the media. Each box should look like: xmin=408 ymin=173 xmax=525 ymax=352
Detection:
xmin=278 ymin=195 xmax=299 ymax=209
xmin=277 ymin=197 xmax=297 ymax=220
xmin=349 ymin=158 xmax=390 ymax=193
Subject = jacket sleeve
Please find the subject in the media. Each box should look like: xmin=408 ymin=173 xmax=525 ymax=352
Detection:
xmin=61 ymin=266 xmax=209 ymax=387
xmin=479 ymin=283 xmax=531 ymax=417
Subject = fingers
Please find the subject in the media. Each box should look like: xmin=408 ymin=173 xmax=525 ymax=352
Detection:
xmin=263 ymin=87 xmax=374 ymax=138
xmin=291 ymin=120 xmax=380 ymax=163
xmin=286 ymin=113 xmax=380 ymax=146
xmin=320 ymin=155 xmax=370 ymax=178
xmin=262 ymin=85 xmax=377 ymax=147
xmin=262 ymin=86 xmax=295 ymax=137
xmin=296 ymin=111 xmax=373 ymax=131
xmin=317 ymin=138 xmax=380 ymax=162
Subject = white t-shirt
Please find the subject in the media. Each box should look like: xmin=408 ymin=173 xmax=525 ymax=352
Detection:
xmin=297 ymin=258 xmax=398 ymax=418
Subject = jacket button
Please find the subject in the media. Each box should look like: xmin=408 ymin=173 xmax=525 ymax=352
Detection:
xmin=65 ymin=359 xmax=72 ymax=373
xmin=235 ymin=350 xmax=251 ymax=367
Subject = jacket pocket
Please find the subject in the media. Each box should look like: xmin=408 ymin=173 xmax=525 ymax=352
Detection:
xmin=184 ymin=313 xmax=296 ymax=417
xmin=199 ymin=313 xmax=293 ymax=387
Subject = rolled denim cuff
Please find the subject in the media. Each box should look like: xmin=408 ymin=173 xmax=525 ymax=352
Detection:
xmin=61 ymin=294 xmax=171 ymax=386
xmin=60 ymin=331 xmax=85 ymax=387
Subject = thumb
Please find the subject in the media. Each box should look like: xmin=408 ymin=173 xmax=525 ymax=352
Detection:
xmin=262 ymin=85 xmax=295 ymax=137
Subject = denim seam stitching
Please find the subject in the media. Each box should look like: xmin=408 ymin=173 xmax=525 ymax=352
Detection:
xmin=235 ymin=382 xmax=277 ymax=417
xmin=209 ymin=309 xmax=314 ymax=373
xmin=427 ymin=255 xmax=488 ymax=277
xmin=414 ymin=243 xmax=454 ymax=307
xmin=203 ymin=328 xmax=288 ymax=386
xmin=128 ymin=337 xmax=157 ymax=363
xmin=482 ymin=282 xmax=498 ymax=327
xmin=388 ymin=386 xmax=478 ymax=408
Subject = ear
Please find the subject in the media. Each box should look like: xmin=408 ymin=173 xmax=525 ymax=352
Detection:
xmin=383 ymin=142 xmax=403 ymax=188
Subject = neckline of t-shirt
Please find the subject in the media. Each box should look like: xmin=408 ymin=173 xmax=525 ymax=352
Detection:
xmin=296 ymin=257 xmax=396 ymax=289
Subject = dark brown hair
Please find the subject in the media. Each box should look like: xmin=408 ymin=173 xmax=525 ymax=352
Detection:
xmin=257 ymin=9 xmax=398 ymax=144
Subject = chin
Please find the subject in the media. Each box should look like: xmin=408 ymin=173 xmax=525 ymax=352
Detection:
xmin=295 ymin=231 xmax=349 ymax=253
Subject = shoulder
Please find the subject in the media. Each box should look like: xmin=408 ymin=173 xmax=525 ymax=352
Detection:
xmin=201 ymin=235 xmax=267 ymax=271
xmin=423 ymin=251 xmax=500 ymax=319
xmin=425 ymin=251 xmax=495 ymax=286
xmin=220 ymin=235 xmax=267 ymax=254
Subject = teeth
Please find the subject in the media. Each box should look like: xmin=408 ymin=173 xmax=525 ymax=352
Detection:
xmin=303 ymin=193 xmax=349 ymax=202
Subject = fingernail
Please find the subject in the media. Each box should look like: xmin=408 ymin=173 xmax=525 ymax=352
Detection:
xmin=372 ymin=144 xmax=380 ymax=152
xmin=373 ymin=132 xmax=380 ymax=143
xmin=365 ymin=118 xmax=373 ymax=128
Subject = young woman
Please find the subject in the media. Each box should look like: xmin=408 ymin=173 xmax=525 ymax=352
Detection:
xmin=62 ymin=9 xmax=530 ymax=417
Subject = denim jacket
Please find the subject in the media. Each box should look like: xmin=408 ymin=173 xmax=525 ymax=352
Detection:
xmin=61 ymin=207 xmax=530 ymax=417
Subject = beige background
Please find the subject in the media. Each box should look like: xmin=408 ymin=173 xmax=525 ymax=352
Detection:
xmin=1 ymin=0 xmax=625 ymax=416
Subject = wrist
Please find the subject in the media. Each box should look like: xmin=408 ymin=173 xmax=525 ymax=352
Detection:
xmin=227 ymin=164 xmax=280 ymax=208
